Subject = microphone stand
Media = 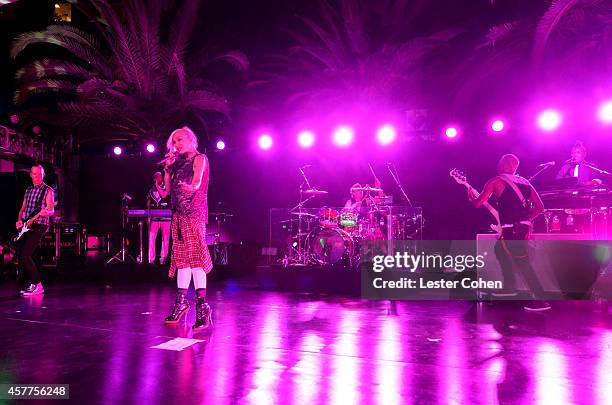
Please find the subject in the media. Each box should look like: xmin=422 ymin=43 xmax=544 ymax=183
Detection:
xmin=386 ymin=163 xmax=412 ymax=207
xmin=582 ymin=161 xmax=612 ymax=177
xmin=529 ymin=164 xmax=555 ymax=182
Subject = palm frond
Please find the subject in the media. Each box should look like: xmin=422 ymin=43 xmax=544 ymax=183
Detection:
xmin=533 ymin=0 xmax=602 ymax=63
xmin=210 ymin=51 xmax=250 ymax=72
xmin=481 ymin=22 xmax=519 ymax=49
xmin=167 ymin=0 xmax=201 ymax=68
xmin=14 ymin=79 xmax=78 ymax=105
xmin=183 ymin=90 xmax=229 ymax=115
xmin=16 ymin=59 xmax=91 ymax=82
xmin=88 ymin=0 xmax=145 ymax=89
xmin=11 ymin=29 xmax=113 ymax=77
xmin=171 ymin=53 xmax=187 ymax=99
xmin=339 ymin=0 xmax=368 ymax=55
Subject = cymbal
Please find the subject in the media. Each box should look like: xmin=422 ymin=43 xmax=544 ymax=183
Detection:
xmin=290 ymin=212 xmax=316 ymax=217
xmin=301 ymin=189 xmax=328 ymax=195
xmin=351 ymin=186 xmax=383 ymax=192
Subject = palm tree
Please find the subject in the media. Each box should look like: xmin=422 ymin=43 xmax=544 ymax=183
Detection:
xmin=11 ymin=0 xmax=248 ymax=145
xmin=451 ymin=0 xmax=612 ymax=111
xmin=253 ymin=0 xmax=463 ymax=120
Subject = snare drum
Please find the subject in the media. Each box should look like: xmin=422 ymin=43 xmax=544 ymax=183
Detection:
xmin=318 ymin=208 xmax=339 ymax=228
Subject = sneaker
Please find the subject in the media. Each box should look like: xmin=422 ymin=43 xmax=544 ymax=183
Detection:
xmin=523 ymin=301 xmax=551 ymax=312
xmin=21 ymin=283 xmax=44 ymax=296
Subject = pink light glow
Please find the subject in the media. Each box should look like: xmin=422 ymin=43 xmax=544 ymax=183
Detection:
xmin=491 ymin=120 xmax=505 ymax=132
xmin=445 ymin=127 xmax=458 ymax=138
xmin=216 ymin=140 xmax=226 ymax=150
xmin=113 ymin=146 xmax=122 ymax=156
xmin=537 ymin=109 xmax=562 ymax=131
xmin=376 ymin=125 xmax=397 ymax=145
xmin=258 ymin=134 xmax=273 ymax=150
xmin=146 ymin=144 xmax=156 ymax=153
xmin=297 ymin=131 xmax=315 ymax=148
xmin=598 ymin=101 xmax=612 ymax=124
xmin=333 ymin=126 xmax=354 ymax=147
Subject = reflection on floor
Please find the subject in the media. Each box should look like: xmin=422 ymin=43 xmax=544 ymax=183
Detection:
xmin=0 ymin=280 xmax=611 ymax=404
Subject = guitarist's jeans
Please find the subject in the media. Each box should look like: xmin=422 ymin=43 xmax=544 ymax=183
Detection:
xmin=19 ymin=224 xmax=48 ymax=284
xmin=494 ymin=224 xmax=545 ymax=298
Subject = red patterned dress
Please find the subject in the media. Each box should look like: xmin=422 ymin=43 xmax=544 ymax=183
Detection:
xmin=168 ymin=152 xmax=213 ymax=277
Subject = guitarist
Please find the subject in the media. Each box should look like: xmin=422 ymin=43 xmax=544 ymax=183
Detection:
xmin=15 ymin=164 xmax=54 ymax=296
xmin=467 ymin=154 xmax=550 ymax=312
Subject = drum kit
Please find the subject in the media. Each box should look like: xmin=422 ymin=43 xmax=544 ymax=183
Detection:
xmin=284 ymin=185 xmax=419 ymax=267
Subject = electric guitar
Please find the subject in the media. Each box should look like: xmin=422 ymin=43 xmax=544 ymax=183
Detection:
xmin=450 ymin=169 xmax=501 ymax=234
xmin=14 ymin=210 xmax=44 ymax=242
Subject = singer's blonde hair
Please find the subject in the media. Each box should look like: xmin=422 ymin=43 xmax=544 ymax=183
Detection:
xmin=166 ymin=126 xmax=198 ymax=152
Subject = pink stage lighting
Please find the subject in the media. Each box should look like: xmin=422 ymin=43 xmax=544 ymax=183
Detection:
xmin=216 ymin=140 xmax=226 ymax=150
xmin=537 ymin=109 xmax=562 ymax=131
xmin=333 ymin=126 xmax=354 ymax=147
xmin=258 ymin=134 xmax=273 ymax=150
xmin=297 ymin=131 xmax=315 ymax=148
xmin=146 ymin=143 xmax=156 ymax=153
xmin=376 ymin=125 xmax=397 ymax=145
xmin=598 ymin=101 xmax=612 ymax=124
xmin=113 ymin=146 xmax=122 ymax=156
xmin=445 ymin=127 xmax=458 ymax=138
xmin=491 ymin=120 xmax=505 ymax=132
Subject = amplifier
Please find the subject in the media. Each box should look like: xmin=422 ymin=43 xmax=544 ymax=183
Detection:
xmin=40 ymin=223 xmax=83 ymax=257
xmin=86 ymin=235 xmax=106 ymax=250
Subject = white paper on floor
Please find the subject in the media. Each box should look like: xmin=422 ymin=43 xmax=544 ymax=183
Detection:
xmin=151 ymin=338 xmax=202 ymax=351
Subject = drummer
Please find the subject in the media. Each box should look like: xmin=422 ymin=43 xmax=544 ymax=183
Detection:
xmin=344 ymin=179 xmax=384 ymax=215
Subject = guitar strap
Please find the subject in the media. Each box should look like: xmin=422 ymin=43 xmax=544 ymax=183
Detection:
xmin=497 ymin=174 xmax=529 ymax=208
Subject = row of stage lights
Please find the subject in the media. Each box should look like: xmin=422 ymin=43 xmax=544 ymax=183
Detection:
xmin=111 ymin=101 xmax=612 ymax=154
xmin=112 ymin=140 xmax=227 ymax=156
xmin=254 ymin=102 xmax=612 ymax=150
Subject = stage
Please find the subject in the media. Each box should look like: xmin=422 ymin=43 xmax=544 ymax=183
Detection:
xmin=1 ymin=275 xmax=611 ymax=404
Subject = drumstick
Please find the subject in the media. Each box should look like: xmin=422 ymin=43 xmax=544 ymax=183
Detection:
xmin=368 ymin=163 xmax=378 ymax=181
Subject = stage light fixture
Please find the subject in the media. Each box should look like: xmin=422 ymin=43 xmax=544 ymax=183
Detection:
xmin=491 ymin=120 xmax=505 ymax=132
xmin=258 ymin=134 xmax=273 ymax=150
xmin=333 ymin=126 xmax=354 ymax=147
xmin=146 ymin=143 xmax=156 ymax=153
xmin=445 ymin=127 xmax=458 ymax=138
xmin=537 ymin=109 xmax=562 ymax=131
xmin=297 ymin=131 xmax=315 ymax=148
xmin=216 ymin=140 xmax=226 ymax=150
xmin=113 ymin=146 xmax=122 ymax=156
xmin=598 ymin=101 xmax=612 ymax=124
xmin=376 ymin=125 xmax=396 ymax=145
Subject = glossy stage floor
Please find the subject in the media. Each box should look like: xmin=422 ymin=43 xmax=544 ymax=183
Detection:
xmin=1 ymin=276 xmax=611 ymax=404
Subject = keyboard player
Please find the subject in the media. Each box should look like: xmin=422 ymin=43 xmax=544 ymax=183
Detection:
xmin=556 ymin=141 xmax=602 ymax=186
xmin=147 ymin=171 xmax=171 ymax=264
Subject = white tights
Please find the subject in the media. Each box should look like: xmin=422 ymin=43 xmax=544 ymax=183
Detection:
xmin=176 ymin=267 xmax=207 ymax=290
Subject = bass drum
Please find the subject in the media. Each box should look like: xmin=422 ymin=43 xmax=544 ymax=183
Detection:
xmin=307 ymin=227 xmax=354 ymax=266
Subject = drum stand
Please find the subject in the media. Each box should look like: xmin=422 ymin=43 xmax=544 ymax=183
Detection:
xmin=106 ymin=194 xmax=136 ymax=265
xmin=287 ymin=191 xmax=315 ymax=266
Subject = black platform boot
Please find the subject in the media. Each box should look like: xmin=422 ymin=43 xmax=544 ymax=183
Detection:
xmin=192 ymin=297 xmax=212 ymax=331
xmin=164 ymin=292 xmax=189 ymax=324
